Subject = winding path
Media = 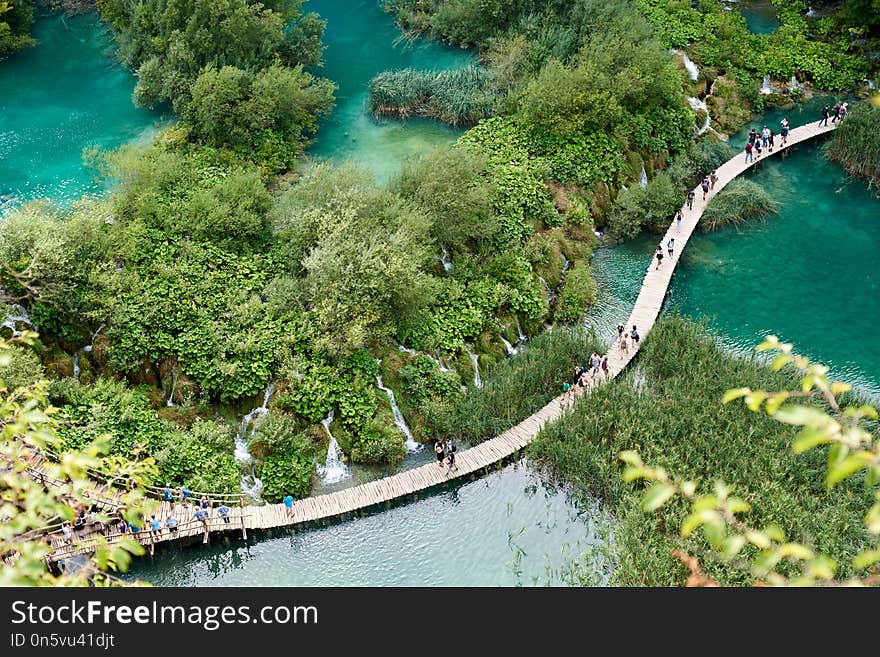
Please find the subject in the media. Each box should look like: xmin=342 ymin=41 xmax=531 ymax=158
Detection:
xmin=45 ymin=119 xmax=837 ymax=561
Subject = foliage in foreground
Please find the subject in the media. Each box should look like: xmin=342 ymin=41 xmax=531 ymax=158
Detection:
xmin=0 ymin=333 xmax=154 ymax=586
xmin=530 ymin=317 xmax=872 ymax=585
xmin=0 ymin=0 xmax=34 ymax=59
xmin=623 ymin=332 xmax=880 ymax=586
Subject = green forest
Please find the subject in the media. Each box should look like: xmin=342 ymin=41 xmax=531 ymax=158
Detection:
xmin=2 ymin=0 xmax=879 ymax=587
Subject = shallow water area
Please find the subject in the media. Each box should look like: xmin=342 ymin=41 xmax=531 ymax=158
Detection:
xmin=0 ymin=12 xmax=164 ymax=209
xmin=125 ymin=462 xmax=610 ymax=586
xmin=305 ymin=0 xmax=474 ymax=182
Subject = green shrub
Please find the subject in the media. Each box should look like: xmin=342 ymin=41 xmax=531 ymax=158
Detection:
xmin=0 ymin=345 xmax=44 ymax=390
xmin=349 ymin=416 xmax=406 ymax=464
xmin=554 ymin=263 xmax=597 ymax=324
xmin=824 ymin=102 xmax=880 ymax=187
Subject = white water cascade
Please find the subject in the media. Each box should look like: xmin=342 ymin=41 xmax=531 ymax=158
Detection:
xmin=234 ymin=381 xmax=276 ymax=501
xmin=638 ymin=165 xmax=648 ymax=189
xmin=500 ymin=336 xmax=517 ymax=357
xmin=516 ymin=318 xmax=527 ymax=345
xmin=673 ymin=49 xmax=699 ymax=81
xmin=165 ymin=364 xmax=179 ymax=407
xmin=375 ymin=364 xmax=420 ymax=452
xmin=688 ymin=97 xmax=712 ymax=136
xmin=317 ymin=410 xmax=351 ymax=484
xmin=789 ymin=76 xmax=801 ymax=92
xmin=72 ymin=352 xmax=80 ymax=379
xmin=439 ymin=246 xmax=453 ymax=273
xmin=760 ymin=75 xmax=773 ymax=95
xmin=1 ymin=303 xmax=33 ymax=338
xmin=464 ymin=344 xmax=482 ymax=388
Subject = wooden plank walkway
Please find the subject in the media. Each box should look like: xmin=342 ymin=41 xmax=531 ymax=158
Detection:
xmin=45 ymin=119 xmax=837 ymax=562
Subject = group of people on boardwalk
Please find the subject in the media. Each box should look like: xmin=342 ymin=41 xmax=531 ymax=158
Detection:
xmin=744 ymin=119 xmax=789 ymax=163
xmin=434 ymin=436 xmax=457 ymax=474
xmin=819 ymin=102 xmax=848 ymax=127
xmin=562 ymin=349 xmax=611 ymax=404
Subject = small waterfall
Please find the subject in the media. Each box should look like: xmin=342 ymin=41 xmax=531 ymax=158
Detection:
xmin=464 ymin=344 xmax=482 ymax=388
xmin=395 ymin=340 xmax=453 ymax=373
xmin=435 ymin=350 xmax=453 ymax=373
xmin=866 ymin=79 xmax=876 ymax=90
xmin=440 ymin=246 xmax=453 ymax=273
xmin=806 ymin=5 xmax=816 ymax=16
xmin=72 ymin=352 xmax=80 ymax=379
xmin=375 ymin=364 xmax=420 ymax=452
xmin=561 ymin=254 xmax=571 ymax=276
xmin=515 ymin=318 xmax=527 ymax=345
xmin=165 ymin=364 xmax=179 ymax=407
xmin=500 ymin=336 xmax=517 ymax=357
xmin=233 ymin=381 xmax=276 ymax=501
xmin=688 ymin=97 xmax=711 ymax=136
xmin=673 ymin=49 xmax=699 ymax=81
xmin=81 ymin=323 xmax=105 ymax=354
xmin=790 ymin=75 xmax=801 ymax=92
xmin=760 ymin=75 xmax=773 ymax=95
xmin=395 ymin=340 xmax=419 ymax=356
xmin=317 ymin=410 xmax=351 ymax=484
xmin=638 ymin=165 xmax=648 ymax=189
xmin=1 ymin=304 xmax=33 ymax=338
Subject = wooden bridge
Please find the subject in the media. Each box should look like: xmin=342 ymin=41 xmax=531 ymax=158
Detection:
xmin=41 ymin=118 xmax=838 ymax=562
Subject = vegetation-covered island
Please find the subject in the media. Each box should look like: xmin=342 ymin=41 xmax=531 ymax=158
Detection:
xmin=1 ymin=0 xmax=879 ymax=587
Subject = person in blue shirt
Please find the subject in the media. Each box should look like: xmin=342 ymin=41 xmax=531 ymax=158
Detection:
xmin=218 ymin=504 xmax=231 ymax=524
xmin=165 ymin=515 xmax=178 ymax=532
xmin=283 ymin=494 xmax=294 ymax=518
xmin=150 ymin=515 xmax=162 ymax=536
xmin=163 ymin=484 xmax=173 ymax=501
xmin=179 ymin=486 xmax=191 ymax=503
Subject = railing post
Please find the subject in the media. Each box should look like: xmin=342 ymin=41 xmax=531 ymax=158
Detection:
xmin=239 ymin=495 xmax=247 ymax=540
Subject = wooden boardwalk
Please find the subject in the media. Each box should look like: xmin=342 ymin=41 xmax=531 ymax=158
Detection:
xmin=45 ymin=119 xmax=837 ymax=561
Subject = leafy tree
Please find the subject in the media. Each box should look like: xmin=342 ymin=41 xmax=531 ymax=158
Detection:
xmin=0 ymin=0 xmax=35 ymax=59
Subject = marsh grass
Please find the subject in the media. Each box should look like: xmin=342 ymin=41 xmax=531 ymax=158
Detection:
xmin=369 ymin=65 xmax=495 ymax=126
xmin=824 ymin=102 xmax=880 ymax=188
xmin=529 ymin=316 xmax=873 ymax=585
xmin=439 ymin=327 xmax=604 ymax=443
xmin=701 ymin=178 xmax=780 ymax=231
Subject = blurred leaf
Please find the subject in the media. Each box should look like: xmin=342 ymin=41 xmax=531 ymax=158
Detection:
xmin=642 ymin=482 xmax=675 ymax=512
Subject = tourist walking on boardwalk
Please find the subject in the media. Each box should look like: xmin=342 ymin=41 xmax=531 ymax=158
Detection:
xmin=754 ymin=138 xmax=762 ymax=158
xmin=838 ymin=102 xmax=848 ymax=121
xmin=590 ymin=351 xmax=601 ymax=378
xmin=780 ymin=119 xmax=789 ymax=145
xmin=617 ymin=323 xmax=625 ymax=343
xmin=819 ymin=105 xmax=830 ymax=127
xmin=655 ymin=244 xmax=664 ymax=269
xmin=620 ymin=331 xmax=630 ymax=354
xmin=283 ymin=493 xmax=294 ymax=518
xmin=165 ymin=514 xmax=178 ymax=533
xmin=600 ymin=354 xmax=609 ymax=380
xmin=748 ymin=128 xmax=757 ymax=144
xmin=218 ymin=504 xmax=231 ymax=524
xmin=630 ymin=325 xmax=640 ymax=346
xmin=434 ymin=440 xmax=445 ymax=469
xmin=674 ymin=208 xmax=682 ymax=230
xmin=562 ymin=380 xmax=573 ymax=405
xmin=445 ymin=436 xmax=456 ymax=459
xmin=830 ymin=101 xmax=841 ymax=123
xmin=666 ymin=237 xmax=674 ymax=257
xmin=709 ymin=169 xmax=718 ymax=190
xmin=578 ymin=368 xmax=590 ymax=393
xmin=761 ymin=126 xmax=770 ymax=147
xmin=686 ymin=189 xmax=695 ymax=210
xmin=768 ymin=129 xmax=775 ymax=152
xmin=745 ymin=141 xmax=754 ymax=163
xmin=701 ymin=176 xmax=710 ymax=200
xmin=446 ymin=446 xmax=457 ymax=473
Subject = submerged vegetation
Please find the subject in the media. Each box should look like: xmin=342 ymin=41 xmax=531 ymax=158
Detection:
xmin=529 ymin=317 xmax=872 ymax=585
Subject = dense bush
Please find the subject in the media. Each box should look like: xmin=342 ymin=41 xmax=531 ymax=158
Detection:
xmin=0 ymin=0 xmax=34 ymax=59
xmin=554 ymin=263 xmax=597 ymax=324
xmin=250 ymin=413 xmax=315 ymax=502
xmin=158 ymin=419 xmax=240 ymax=494
xmin=530 ymin=317 xmax=872 ymax=585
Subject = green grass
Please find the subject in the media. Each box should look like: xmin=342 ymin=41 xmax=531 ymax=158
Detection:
xmin=824 ymin=102 xmax=880 ymax=188
xmin=368 ymin=65 xmax=495 ymax=126
xmin=701 ymin=178 xmax=780 ymax=231
xmin=438 ymin=327 xmax=604 ymax=443
xmin=529 ymin=316 xmax=873 ymax=586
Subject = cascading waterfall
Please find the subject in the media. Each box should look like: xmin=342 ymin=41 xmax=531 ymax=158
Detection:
xmin=500 ymin=336 xmax=517 ymax=357
xmin=760 ymin=75 xmax=773 ymax=95
xmin=317 ymin=410 xmax=351 ymax=484
xmin=789 ymin=75 xmax=801 ymax=92
xmin=439 ymin=246 xmax=453 ymax=273
xmin=72 ymin=352 xmax=80 ymax=379
xmin=165 ymin=363 xmax=179 ymax=407
xmin=375 ymin=363 xmax=421 ymax=452
xmin=638 ymin=165 xmax=648 ymax=189
xmin=672 ymin=49 xmax=699 ymax=81
xmin=688 ymin=97 xmax=712 ymax=136
xmin=561 ymin=254 xmax=571 ymax=276
xmin=516 ymin=318 xmax=527 ymax=345
xmin=395 ymin=340 xmax=418 ymax=356
xmin=68 ymin=323 xmax=106 ymax=381
xmin=1 ymin=303 xmax=33 ymax=338
xmin=394 ymin=339 xmax=453 ymax=373
xmin=233 ymin=381 xmax=276 ymax=501
xmin=463 ymin=344 xmax=482 ymax=388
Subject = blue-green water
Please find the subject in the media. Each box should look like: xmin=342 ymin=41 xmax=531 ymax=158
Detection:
xmin=0 ymin=12 xmax=163 ymax=208
xmin=306 ymin=0 xmax=473 ymax=182
xmin=587 ymin=114 xmax=880 ymax=395
xmin=125 ymin=463 xmax=610 ymax=586
xmin=739 ymin=0 xmax=780 ymax=35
